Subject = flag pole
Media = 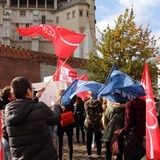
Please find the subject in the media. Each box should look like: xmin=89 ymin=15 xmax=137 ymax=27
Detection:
xmin=44 ymin=57 xmax=69 ymax=88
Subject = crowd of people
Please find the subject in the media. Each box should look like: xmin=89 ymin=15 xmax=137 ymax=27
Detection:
xmin=0 ymin=76 xmax=147 ymax=160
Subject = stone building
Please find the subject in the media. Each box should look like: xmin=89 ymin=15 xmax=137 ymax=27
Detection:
xmin=0 ymin=0 xmax=96 ymax=59
xmin=0 ymin=0 xmax=96 ymax=88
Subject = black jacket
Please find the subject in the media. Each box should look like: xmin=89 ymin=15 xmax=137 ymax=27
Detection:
xmin=5 ymin=98 xmax=60 ymax=160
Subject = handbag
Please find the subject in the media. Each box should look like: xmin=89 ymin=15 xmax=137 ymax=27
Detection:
xmin=123 ymin=130 xmax=146 ymax=160
xmin=110 ymin=128 xmax=125 ymax=154
xmin=60 ymin=111 xmax=75 ymax=127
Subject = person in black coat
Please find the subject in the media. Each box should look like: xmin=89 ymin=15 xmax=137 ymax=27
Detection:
xmin=4 ymin=76 xmax=60 ymax=160
xmin=54 ymin=89 xmax=76 ymax=160
xmin=74 ymin=96 xmax=85 ymax=143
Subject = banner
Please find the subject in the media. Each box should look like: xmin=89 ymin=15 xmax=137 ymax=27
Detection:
xmin=141 ymin=63 xmax=160 ymax=160
xmin=32 ymin=81 xmax=67 ymax=107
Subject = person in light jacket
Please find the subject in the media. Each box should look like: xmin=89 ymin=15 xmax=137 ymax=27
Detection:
xmin=102 ymin=100 xmax=125 ymax=160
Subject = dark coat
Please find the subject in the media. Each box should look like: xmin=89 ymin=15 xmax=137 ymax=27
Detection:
xmin=55 ymin=95 xmax=76 ymax=134
xmin=5 ymin=98 xmax=60 ymax=160
xmin=84 ymin=99 xmax=103 ymax=133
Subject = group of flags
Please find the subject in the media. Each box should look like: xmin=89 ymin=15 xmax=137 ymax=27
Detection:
xmin=0 ymin=24 xmax=158 ymax=160
xmin=54 ymin=58 xmax=88 ymax=83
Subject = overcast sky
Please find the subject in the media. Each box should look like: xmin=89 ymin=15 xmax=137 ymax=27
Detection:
xmin=95 ymin=0 xmax=160 ymax=46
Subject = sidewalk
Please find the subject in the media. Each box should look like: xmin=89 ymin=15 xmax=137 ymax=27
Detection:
xmin=53 ymin=128 xmax=146 ymax=160
xmin=53 ymin=129 xmax=106 ymax=160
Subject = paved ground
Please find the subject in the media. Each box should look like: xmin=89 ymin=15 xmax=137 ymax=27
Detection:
xmin=53 ymin=128 xmax=146 ymax=160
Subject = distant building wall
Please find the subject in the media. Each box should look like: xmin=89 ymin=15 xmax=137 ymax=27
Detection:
xmin=0 ymin=57 xmax=40 ymax=88
xmin=0 ymin=44 xmax=87 ymax=88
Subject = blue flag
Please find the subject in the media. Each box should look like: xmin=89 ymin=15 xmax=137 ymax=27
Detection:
xmin=69 ymin=81 xmax=103 ymax=99
xmin=105 ymin=63 xmax=117 ymax=85
xmin=61 ymin=79 xmax=79 ymax=106
xmin=98 ymin=63 xmax=117 ymax=95
xmin=61 ymin=79 xmax=103 ymax=105
xmin=98 ymin=70 xmax=146 ymax=102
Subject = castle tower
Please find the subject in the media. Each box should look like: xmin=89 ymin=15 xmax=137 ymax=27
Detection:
xmin=0 ymin=0 xmax=96 ymax=59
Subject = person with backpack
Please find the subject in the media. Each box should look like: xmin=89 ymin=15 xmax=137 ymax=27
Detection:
xmin=84 ymin=91 xmax=103 ymax=160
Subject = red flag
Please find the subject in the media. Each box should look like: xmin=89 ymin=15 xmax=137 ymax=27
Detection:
xmin=54 ymin=58 xmax=78 ymax=83
xmin=80 ymin=74 xmax=88 ymax=81
xmin=0 ymin=111 xmax=3 ymax=160
xmin=77 ymin=74 xmax=89 ymax=100
xmin=141 ymin=63 xmax=160 ymax=160
xmin=16 ymin=24 xmax=85 ymax=58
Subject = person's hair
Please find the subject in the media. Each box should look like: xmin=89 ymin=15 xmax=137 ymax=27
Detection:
xmin=76 ymin=96 xmax=84 ymax=105
xmin=57 ymin=89 xmax=65 ymax=106
xmin=57 ymin=89 xmax=65 ymax=97
xmin=88 ymin=91 xmax=93 ymax=98
xmin=11 ymin=77 xmax=32 ymax=99
xmin=0 ymin=86 xmax=11 ymax=103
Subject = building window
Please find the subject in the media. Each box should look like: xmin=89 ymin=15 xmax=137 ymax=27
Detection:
xmin=56 ymin=16 xmax=59 ymax=24
xmin=42 ymin=15 xmax=46 ymax=24
xmin=86 ymin=11 xmax=89 ymax=17
xmin=29 ymin=0 xmax=36 ymax=8
xmin=20 ymin=0 xmax=27 ymax=7
xmin=67 ymin=12 xmax=70 ymax=20
xmin=72 ymin=11 xmax=75 ymax=18
xmin=26 ymin=23 xmax=29 ymax=27
xmin=19 ymin=36 xmax=23 ymax=41
xmin=79 ymin=10 xmax=83 ymax=17
xmin=15 ymin=23 xmax=19 ymax=28
xmin=20 ymin=11 xmax=26 ymax=16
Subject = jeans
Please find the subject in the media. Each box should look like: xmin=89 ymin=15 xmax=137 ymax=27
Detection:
xmin=86 ymin=132 xmax=102 ymax=156
xmin=56 ymin=129 xmax=73 ymax=160
xmin=75 ymin=122 xmax=85 ymax=142
xmin=2 ymin=138 xmax=12 ymax=160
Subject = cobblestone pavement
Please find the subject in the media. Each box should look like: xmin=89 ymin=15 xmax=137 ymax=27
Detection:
xmin=53 ymin=128 xmax=146 ymax=160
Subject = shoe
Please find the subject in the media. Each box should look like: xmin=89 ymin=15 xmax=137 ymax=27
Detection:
xmin=92 ymin=143 xmax=96 ymax=148
xmin=97 ymin=156 xmax=102 ymax=160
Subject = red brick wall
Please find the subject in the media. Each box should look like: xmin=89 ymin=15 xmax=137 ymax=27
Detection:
xmin=0 ymin=57 xmax=40 ymax=88
xmin=0 ymin=45 xmax=87 ymax=89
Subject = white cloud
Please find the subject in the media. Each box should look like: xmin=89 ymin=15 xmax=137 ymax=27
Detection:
xmin=96 ymin=5 xmax=109 ymax=13
xmin=118 ymin=0 xmax=160 ymax=25
xmin=95 ymin=0 xmax=160 ymax=42
xmin=96 ymin=14 xmax=120 ymax=40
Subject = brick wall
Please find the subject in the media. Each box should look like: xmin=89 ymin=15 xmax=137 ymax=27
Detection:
xmin=0 ymin=57 xmax=40 ymax=88
xmin=0 ymin=45 xmax=87 ymax=88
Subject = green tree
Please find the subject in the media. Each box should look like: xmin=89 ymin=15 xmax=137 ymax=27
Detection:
xmin=86 ymin=7 xmax=160 ymax=85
